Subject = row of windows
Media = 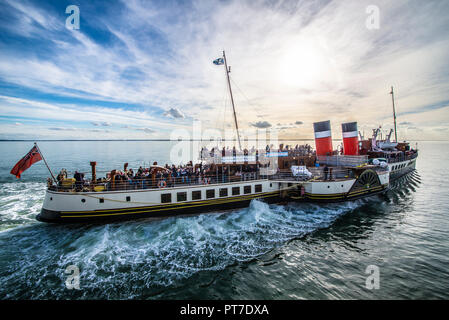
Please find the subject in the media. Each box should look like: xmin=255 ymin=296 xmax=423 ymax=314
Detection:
xmin=161 ymin=184 xmax=263 ymax=203
xmin=392 ymin=163 xmax=407 ymax=171
xmin=82 ymin=184 xmax=263 ymax=204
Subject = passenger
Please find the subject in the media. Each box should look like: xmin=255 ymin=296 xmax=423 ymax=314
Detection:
xmin=75 ymin=171 xmax=85 ymax=191
xmin=57 ymin=170 xmax=65 ymax=185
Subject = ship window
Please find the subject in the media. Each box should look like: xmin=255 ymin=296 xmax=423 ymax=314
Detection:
xmin=192 ymin=190 xmax=201 ymax=200
xmin=206 ymin=189 xmax=215 ymax=199
xmin=255 ymin=184 xmax=262 ymax=192
xmin=99 ymin=198 xmax=104 ymax=203
xmin=81 ymin=198 xmax=86 ymax=203
xmin=232 ymin=187 xmax=240 ymax=195
xmin=126 ymin=196 xmax=131 ymax=202
xmin=219 ymin=188 xmax=228 ymax=197
xmin=177 ymin=192 xmax=187 ymax=202
xmin=244 ymin=185 xmax=252 ymax=194
xmin=161 ymin=193 xmax=171 ymax=203
xmin=270 ymin=183 xmax=272 ymax=188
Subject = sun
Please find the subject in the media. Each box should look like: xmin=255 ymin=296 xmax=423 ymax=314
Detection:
xmin=278 ymin=37 xmax=332 ymax=89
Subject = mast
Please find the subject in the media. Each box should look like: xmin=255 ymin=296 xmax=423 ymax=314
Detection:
xmin=222 ymin=50 xmax=242 ymax=150
xmin=390 ymin=86 xmax=398 ymax=142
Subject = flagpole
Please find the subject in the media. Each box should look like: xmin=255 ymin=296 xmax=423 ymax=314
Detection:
xmin=34 ymin=142 xmax=57 ymax=183
xmin=222 ymin=50 xmax=242 ymax=151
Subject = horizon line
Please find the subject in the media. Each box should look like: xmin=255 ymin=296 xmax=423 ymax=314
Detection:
xmin=0 ymin=139 xmax=445 ymax=142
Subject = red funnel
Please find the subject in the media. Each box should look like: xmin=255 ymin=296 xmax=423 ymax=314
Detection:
xmin=341 ymin=122 xmax=359 ymax=155
xmin=313 ymin=120 xmax=333 ymax=156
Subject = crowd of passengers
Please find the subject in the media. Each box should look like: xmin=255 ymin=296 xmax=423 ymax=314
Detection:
xmin=200 ymin=143 xmax=313 ymax=159
xmin=52 ymin=143 xmax=314 ymax=191
xmin=55 ymin=162 xmax=260 ymax=191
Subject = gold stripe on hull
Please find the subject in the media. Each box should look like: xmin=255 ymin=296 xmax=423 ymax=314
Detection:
xmin=61 ymin=191 xmax=279 ymax=218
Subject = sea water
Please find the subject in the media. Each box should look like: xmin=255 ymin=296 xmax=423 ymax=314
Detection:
xmin=0 ymin=140 xmax=448 ymax=299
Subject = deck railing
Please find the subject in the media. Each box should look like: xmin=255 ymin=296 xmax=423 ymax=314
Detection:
xmin=316 ymin=155 xmax=368 ymax=167
xmin=48 ymin=172 xmax=266 ymax=192
xmin=269 ymin=167 xmax=356 ymax=182
xmin=386 ymin=152 xmax=418 ymax=163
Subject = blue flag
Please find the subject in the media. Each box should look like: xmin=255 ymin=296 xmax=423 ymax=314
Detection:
xmin=213 ymin=58 xmax=224 ymax=65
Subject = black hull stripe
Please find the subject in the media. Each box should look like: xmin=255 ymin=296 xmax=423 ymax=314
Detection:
xmin=61 ymin=190 xmax=279 ymax=215
xmin=61 ymin=193 xmax=279 ymax=218
xmin=60 ymin=186 xmax=386 ymax=218
xmin=304 ymin=185 xmax=386 ymax=199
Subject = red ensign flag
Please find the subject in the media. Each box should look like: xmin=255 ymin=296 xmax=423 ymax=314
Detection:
xmin=10 ymin=145 xmax=42 ymax=178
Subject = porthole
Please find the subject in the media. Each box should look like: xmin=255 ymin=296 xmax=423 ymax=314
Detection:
xmin=327 ymin=186 xmax=330 ymax=188
xmin=341 ymin=185 xmax=344 ymax=187
xmin=126 ymin=196 xmax=131 ymax=202
xmin=99 ymin=198 xmax=104 ymax=203
xmin=81 ymin=199 xmax=86 ymax=203
xmin=50 ymin=197 xmax=53 ymax=201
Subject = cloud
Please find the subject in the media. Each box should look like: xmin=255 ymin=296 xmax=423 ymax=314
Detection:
xmin=295 ymin=121 xmax=304 ymax=125
xmin=399 ymin=121 xmax=413 ymax=125
xmin=48 ymin=127 xmax=77 ymax=131
xmin=251 ymin=121 xmax=272 ymax=128
xmin=0 ymin=0 xmax=448 ymax=140
xmin=163 ymin=107 xmax=185 ymax=119
xmin=137 ymin=128 xmax=156 ymax=134
xmin=91 ymin=121 xmax=111 ymax=126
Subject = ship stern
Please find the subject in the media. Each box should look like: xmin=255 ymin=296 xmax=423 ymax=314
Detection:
xmin=36 ymin=190 xmax=63 ymax=223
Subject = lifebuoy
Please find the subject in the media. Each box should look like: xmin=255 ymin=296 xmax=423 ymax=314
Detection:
xmin=158 ymin=180 xmax=167 ymax=188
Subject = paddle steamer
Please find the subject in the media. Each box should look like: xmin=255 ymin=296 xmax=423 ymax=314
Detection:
xmin=35 ymin=53 xmax=416 ymax=223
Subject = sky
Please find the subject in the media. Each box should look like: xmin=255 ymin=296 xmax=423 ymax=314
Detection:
xmin=0 ymin=0 xmax=448 ymax=141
